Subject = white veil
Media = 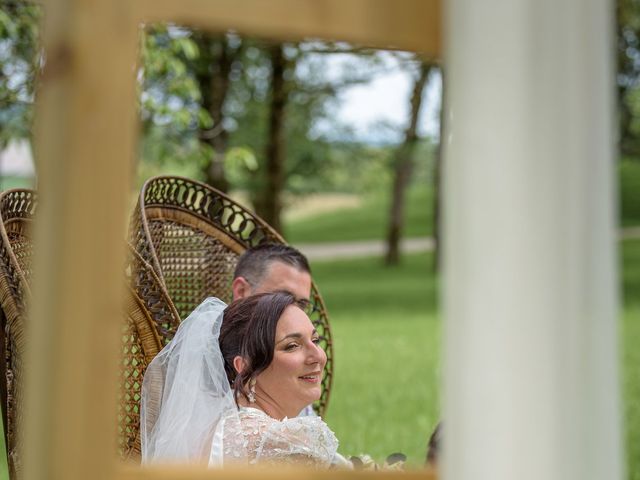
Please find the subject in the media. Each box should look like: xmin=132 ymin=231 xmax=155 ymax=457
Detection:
xmin=140 ymin=297 xmax=244 ymax=466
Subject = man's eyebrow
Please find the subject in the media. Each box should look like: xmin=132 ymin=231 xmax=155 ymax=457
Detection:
xmin=296 ymin=297 xmax=311 ymax=305
xmin=276 ymin=330 xmax=318 ymax=344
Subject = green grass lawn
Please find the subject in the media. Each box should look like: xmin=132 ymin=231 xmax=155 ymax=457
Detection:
xmin=312 ymin=252 xmax=440 ymax=466
xmin=622 ymin=239 xmax=640 ymax=480
xmin=312 ymin=241 xmax=640 ymax=475
xmin=0 ymin=176 xmax=33 ymax=191
xmin=623 ymin=307 xmax=640 ymax=480
xmin=621 ymin=160 xmax=640 ymax=228
xmin=284 ymin=185 xmax=434 ymax=244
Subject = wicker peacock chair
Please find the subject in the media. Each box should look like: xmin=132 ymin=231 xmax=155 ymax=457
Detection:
xmin=0 ymin=189 xmax=182 ymax=472
xmin=129 ymin=176 xmax=334 ymax=415
xmin=120 ymin=246 xmax=181 ymax=461
xmin=0 ymin=189 xmax=36 ymax=478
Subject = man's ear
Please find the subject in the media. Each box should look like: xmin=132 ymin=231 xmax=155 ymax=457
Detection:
xmin=233 ymin=355 xmax=247 ymax=375
xmin=232 ymin=277 xmax=251 ymax=301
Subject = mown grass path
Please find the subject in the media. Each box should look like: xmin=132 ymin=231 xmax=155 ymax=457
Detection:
xmin=297 ymin=227 xmax=640 ymax=261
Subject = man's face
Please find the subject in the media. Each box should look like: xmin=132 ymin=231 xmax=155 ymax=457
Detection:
xmin=252 ymin=261 xmax=312 ymax=303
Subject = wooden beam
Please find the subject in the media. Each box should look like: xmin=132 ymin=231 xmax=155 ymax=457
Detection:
xmin=117 ymin=465 xmax=438 ymax=480
xmin=23 ymin=0 xmax=138 ymax=479
xmin=132 ymin=0 xmax=441 ymax=58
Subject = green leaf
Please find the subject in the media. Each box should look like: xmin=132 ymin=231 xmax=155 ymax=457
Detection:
xmin=176 ymin=37 xmax=199 ymax=60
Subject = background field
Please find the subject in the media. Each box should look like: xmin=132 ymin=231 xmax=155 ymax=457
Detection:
xmin=283 ymin=163 xmax=640 ymax=473
xmin=285 ymin=159 xmax=640 ymax=245
xmin=284 ymin=186 xmax=433 ymax=244
xmin=313 ymin=241 xmax=640 ymax=474
xmin=314 ymin=253 xmax=440 ymax=466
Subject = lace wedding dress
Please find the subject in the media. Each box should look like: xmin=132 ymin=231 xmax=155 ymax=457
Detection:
xmin=216 ymin=406 xmax=341 ymax=467
xmin=141 ymin=297 xmax=348 ymax=469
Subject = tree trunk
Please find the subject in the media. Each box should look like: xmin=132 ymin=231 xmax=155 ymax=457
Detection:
xmin=258 ymin=44 xmax=288 ymax=233
xmin=432 ymin=67 xmax=445 ymax=273
xmin=194 ymin=33 xmax=236 ymax=192
xmin=384 ymin=62 xmax=431 ymax=266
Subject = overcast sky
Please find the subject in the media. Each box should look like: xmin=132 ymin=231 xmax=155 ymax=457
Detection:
xmin=338 ymin=68 xmax=442 ymax=143
xmin=310 ymin=51 xmax=442 ymax=144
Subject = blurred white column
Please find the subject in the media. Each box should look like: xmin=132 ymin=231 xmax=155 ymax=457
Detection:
xmin=443 ymin=0 xmax=622 ymax=480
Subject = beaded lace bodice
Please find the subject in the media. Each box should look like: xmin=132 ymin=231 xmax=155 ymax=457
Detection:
xmin=219 ymin=407 xmax=339 ymax=468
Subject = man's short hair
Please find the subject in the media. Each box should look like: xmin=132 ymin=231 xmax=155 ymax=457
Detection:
xmin=233 ymin=243 xmax=311 ymax=286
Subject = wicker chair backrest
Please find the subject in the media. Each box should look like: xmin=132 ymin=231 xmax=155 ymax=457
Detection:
xmin=0 ymin=189 xmax=180 ymax=470
xmin=0 ymin=189 xmax=36 ymax=478
xmin=129 ymin=176 xmax=333 ymax=415
xmin=120 ymin=246 xmax=181 ymax=461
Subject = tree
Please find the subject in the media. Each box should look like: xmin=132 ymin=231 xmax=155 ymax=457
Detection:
xmin=0 ymin=1 xmax=41 ymax=147
xmin=0 ymin=9 xmax=401 ymax=226
xmin=228 ymin=41 xmax=383 ymax=230
xmin=384 ymin=60 xmax=431 ymax=266
xmin=257 ymin=43 xmax=288 ymax=232
xmin=432 ymin=67 xmax=445 ymax=273
xmin=617 ymin=0 xmax=640 ymax=157
xmin=137 ymin=24 xmax=204 ymax=183
xmin=191 ymin=32 xmax=244 ymax=192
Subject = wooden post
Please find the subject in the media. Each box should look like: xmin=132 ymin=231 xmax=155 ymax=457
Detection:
xmin=443 ymin=0 xmax=622 ymax=479
xmin=23 ymin=1 xmax=138 ymax=479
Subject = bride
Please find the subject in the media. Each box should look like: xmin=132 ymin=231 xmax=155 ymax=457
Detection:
xmin=140 ymin=292 xmax=348 ymax=468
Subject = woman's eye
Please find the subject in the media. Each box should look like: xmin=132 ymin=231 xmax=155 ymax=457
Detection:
xmin=285 ymin=343 xmax=299 ymax=351
xmin=312 ymin=337 xmax=321 ymax=345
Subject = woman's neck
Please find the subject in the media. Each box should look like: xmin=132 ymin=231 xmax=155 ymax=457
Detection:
xmin=237 ymin=388 xmax=299 ymax=420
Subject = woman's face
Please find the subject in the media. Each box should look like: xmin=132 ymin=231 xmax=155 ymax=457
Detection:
xmin=254 ymin=305 xmax=326 ymax=418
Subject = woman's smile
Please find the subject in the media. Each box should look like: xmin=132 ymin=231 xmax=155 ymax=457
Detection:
xmin=298 ymin=371 xmax=322 ymax=383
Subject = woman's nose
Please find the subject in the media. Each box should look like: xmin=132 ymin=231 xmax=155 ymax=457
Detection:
xmin=307 ymin=342 xmax=326 ymax=366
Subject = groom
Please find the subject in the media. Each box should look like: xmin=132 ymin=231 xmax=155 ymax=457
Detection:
xmin=232 ymin=243 xmax=312 ymax=305
xmin=231 ymin=243 xmax=316 ymax=417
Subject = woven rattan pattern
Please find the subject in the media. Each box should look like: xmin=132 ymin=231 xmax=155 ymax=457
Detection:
xmin=129 ymin=176 xmax=334 ymax=416
xmin=127 ymin=246 xmax=182 ymax=347
xmin=119 ymin=247 xmax=180 ymax=461
xmin=119 ymin=305 xmax=148 ymax=459
xmin=0 ymin=189 xmax=35 ymax=478
xmin=147 ymin=219 xmax=237 ymax=317
xmin=0 ymin=188 xmax=180 ymax=467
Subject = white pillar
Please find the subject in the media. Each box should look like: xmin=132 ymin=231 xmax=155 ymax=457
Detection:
xmin=443 ymin=0 xmax=622 ymax=479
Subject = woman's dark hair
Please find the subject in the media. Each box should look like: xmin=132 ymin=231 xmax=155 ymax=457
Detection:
xmin=219 ymin=291 xmax=298 ymax=403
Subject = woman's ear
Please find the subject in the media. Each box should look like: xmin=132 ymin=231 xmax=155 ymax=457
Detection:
xmin=233 ymin=355 xmax=247 ymax=375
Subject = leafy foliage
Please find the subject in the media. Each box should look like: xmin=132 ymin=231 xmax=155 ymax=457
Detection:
xmin=137 ymin=25 xmax=205 ymax=177
xmin=137 ymin=29 xmax=386 ymax=202
xmin=0 ymin=9 xmax=434 ymax=206
xmin=618 ymin=0 xmax=640 ymax=156
xmin=0 ymin=0 xmax=41 ymax=146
